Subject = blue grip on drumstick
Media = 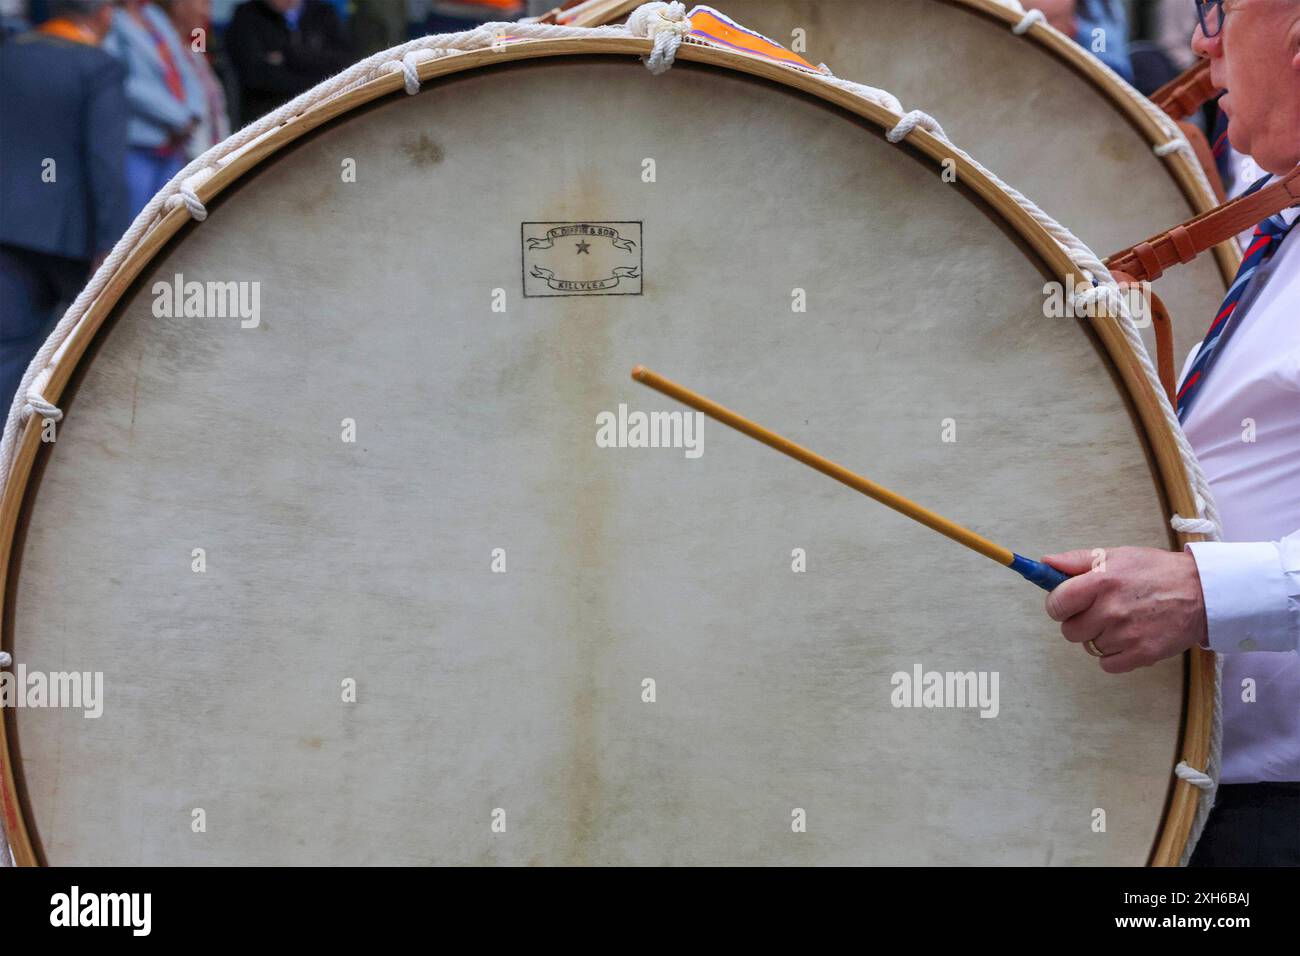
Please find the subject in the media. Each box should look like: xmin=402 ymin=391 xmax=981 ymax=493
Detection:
xmin=1009 ymin=553 xmax=1071 ymax=592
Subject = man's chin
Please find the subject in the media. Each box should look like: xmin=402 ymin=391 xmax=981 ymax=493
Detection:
xmin=1242 ymin=135 xmax=1300 ymax=177
xmin=1257 ymin=149 xmax=1300 ymax=177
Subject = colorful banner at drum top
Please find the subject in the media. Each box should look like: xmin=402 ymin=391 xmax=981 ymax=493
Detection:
xmin=683 ymin=6 xmax=828 ymax=75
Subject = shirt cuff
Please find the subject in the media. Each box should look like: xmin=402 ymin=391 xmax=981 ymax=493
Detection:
xmin=1186 ymin=541 xmax=1300 ymax=653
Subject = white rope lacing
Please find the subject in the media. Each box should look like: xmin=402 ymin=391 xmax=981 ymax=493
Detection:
xmin=1053 ymin=247 xmax=1223 ymax=871
xmin=1154 ymin=138 xmax=1194 ymax=158
xmin=23 ymin=366 xmax=61 ymax=423
xmin=627 ymin=1 xmax=691 ymax=74
xmin=988 ymin=0 xmax=1045 ymax=33
xmin=0 ymin=0 xmax=1223 ymax=867
xmin=1013 ymin=8 xmax=1046 ymax=34
xmin=848 ymin=8 xmax=1228 ymax=855
xmin=397 ymin=51 xmax=421 ymax=95
xmin=1174 ymin=762 xmax=1215 ymax=790
xmin=1172 ymin=493 xmax=1219 ymax=535
xmin=887 ymin=109 xmax=947 ymax=144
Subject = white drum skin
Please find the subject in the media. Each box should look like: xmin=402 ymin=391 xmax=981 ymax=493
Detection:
xmin=5 ymin=53 xmax=1190 ymax=865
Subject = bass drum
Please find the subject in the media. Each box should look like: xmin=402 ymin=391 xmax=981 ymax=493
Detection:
xmin=563 ymin=0 xmax=1239 ymax=366
xmin=0 ymin=29 xmax=1211 ymax=865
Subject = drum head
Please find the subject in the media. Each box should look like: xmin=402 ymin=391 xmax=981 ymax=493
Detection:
xmin=572 ymin=0 xmax=1238 ymax=365
xmin=2 ymin=42 xmax=1203 ymax=865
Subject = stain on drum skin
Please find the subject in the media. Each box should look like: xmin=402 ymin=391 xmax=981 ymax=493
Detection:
xmin=400 ymin=132 xmax=446 ymax=168
xmin=6 ymin=56 xmax=1187 ymax=866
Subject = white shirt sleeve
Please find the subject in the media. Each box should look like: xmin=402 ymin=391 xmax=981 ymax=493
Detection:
xmin=1186 ymin=530 xmax=1300 ymax=653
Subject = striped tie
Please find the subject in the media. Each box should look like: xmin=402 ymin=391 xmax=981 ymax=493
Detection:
xmin=1210 ymin=110 xmax=1231 ymax=185
xmin=1176 ymin=210 xmax=1295 ymax=421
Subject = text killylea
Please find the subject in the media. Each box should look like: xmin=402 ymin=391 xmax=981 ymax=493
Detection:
xmin=891 ymin=663 xmax=999 ymax=718
xmin=152 ymin=273 xmax=260 ymax=328
xmin=596 ymin=403 xmax=704 ymax=459
xmin=0 ymin=663 xmax=102 ymax=718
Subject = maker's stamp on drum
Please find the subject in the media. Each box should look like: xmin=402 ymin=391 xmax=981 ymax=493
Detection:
xmin=521 ymin=221 xmax=642 ymax=297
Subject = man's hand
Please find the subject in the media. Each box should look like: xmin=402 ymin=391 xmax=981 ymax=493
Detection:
xmin=1043 ymin=548 xmax=1209 ymax=673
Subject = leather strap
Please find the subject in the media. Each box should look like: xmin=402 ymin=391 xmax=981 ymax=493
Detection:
xmin=1151 ymin=60 xmax=1218 ymax=121
xmin=1111 ymin=270 xmax=1177 ymax=406
xmin=1177 ymin=119 xmax=1226 ymax=203
xmin=1105 ymin=165 xmax=1300 ymax=282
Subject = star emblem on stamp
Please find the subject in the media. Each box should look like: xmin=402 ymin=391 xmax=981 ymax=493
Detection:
xmin=521 ymin=221 xmax=643 ymax=297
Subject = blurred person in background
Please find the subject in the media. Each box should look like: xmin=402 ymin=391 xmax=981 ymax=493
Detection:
xmin=350 ymin=0 xmax=405 ymax=56
xmin=165 ymin=0 xmax=230 ymax=154
xmin=1153 ymin=0 xmax=1203 ymax=70
xmin=106 ymin=0 xmax=206 ymax=216
xmin=1028 ymin=0 xmax=1080 ymax=33
xmin=224 ymin=0 xmax=352 ymax=126
xmin=0 ymin=0 xmax=30 ymax=41
xmin=0 ymin=0 xmax=129 ymax=412
xmin=1027 ymin=0 xmax=1135 ymax=81
xmin=405 ymin=0 xmax=429 ymax=38
xmin=1075 ymin=0 xmax=1133 ymax=80
xmin=425 ymin=0 xmax=522 ymax=33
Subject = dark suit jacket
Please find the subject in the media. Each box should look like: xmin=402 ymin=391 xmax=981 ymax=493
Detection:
xmin=0 ymin=31 xmax=130 ymax=262
xmin=225 ymin=0 xmax=354 ymax=126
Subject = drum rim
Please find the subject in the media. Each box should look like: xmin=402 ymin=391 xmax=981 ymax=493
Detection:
xmin=567 ymin=0 xmax=1243 ymax=287
xmin=0 ymin=36 xmax=1214 ymax=868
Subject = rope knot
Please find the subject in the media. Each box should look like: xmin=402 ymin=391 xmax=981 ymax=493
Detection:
xmin=1068 ymin=281 xmax=1128 ymax=320
xmin=399 ymin=52 xmax=421 ymax=95
xmin=1013 ymin=8 xmax=1046 ymax=34
xmin=1171 ymin=493 xmax=1219 ymax=536
xmin=628 ymin=2 xmax=692 ymax=74
xmin=1175 ymin=761 xmax=1215 ymax=791
xmin=380 ymin=49 xmax=443 ymax=95
xmin=1171 ymin=514 xmax=1218 ymax=535
xmin=886 ymin=109 xmax=947 ymax=144
xmin=23 ymin=367 xmax=62 ymax=424
xmin=163 ymin=166 xmax=216 ymax=221
xmin=1154 ymin=136 xmax=1192 ymax=158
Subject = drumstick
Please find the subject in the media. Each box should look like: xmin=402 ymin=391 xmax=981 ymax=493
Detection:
xmin=630 ymin=365 xmax=1070 ymax=592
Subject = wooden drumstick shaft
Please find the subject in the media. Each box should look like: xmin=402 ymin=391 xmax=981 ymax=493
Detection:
xmin=630 ymin=365 xmax=1069 ymax=592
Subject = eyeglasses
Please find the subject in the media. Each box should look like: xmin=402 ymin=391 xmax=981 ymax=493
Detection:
xmin=1194 ymin=0 xmax=1232 ymax=38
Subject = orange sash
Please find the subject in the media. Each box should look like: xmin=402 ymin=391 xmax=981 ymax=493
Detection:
xmin=38 ymin=17 xmax=99 ymax=46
